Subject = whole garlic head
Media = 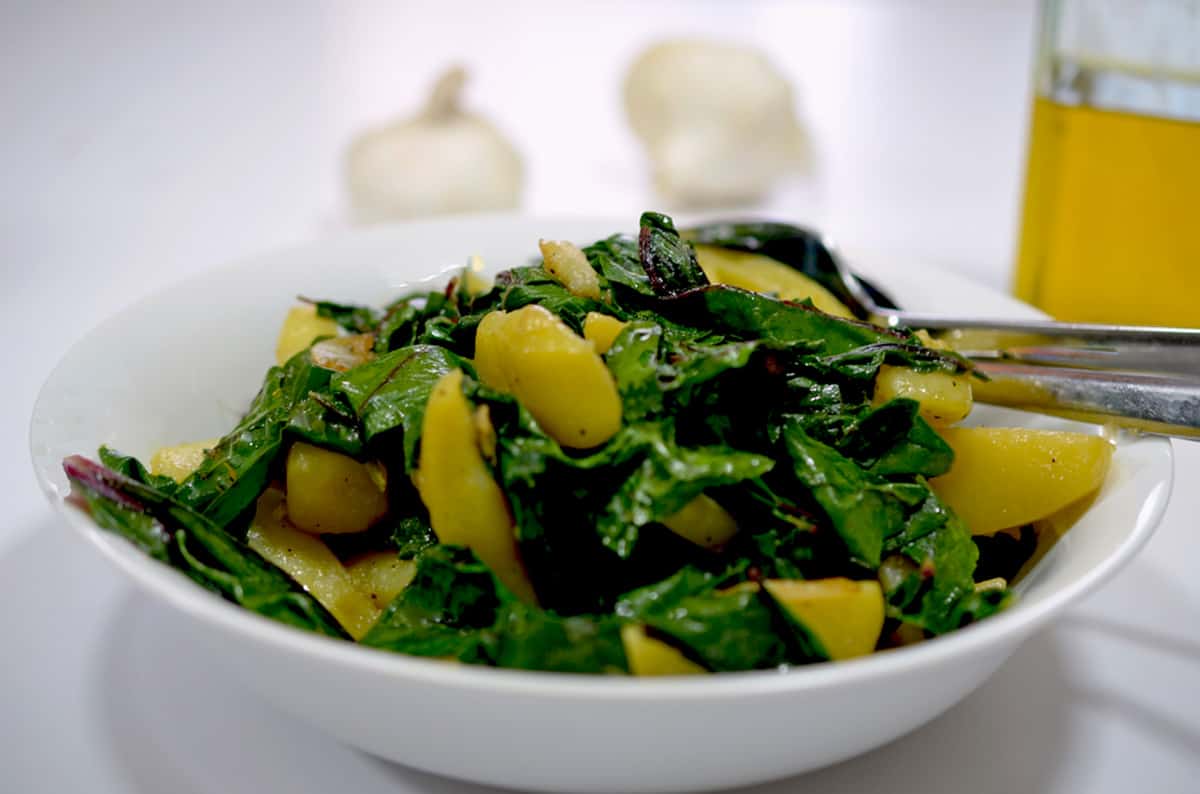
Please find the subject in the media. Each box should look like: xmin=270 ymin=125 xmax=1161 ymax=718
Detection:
xmin=346 ymin=67 xmax=524 ymax=222
xmin=624 ymin=40 xmax=808 ymax=207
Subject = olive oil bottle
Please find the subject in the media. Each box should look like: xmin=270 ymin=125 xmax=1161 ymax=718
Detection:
xmin=1013 ymin=0 xmax=1200 ymax=327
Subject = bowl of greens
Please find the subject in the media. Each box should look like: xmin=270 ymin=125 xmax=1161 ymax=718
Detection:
xmin=30 ymin=214 xmax=1172 ymax=792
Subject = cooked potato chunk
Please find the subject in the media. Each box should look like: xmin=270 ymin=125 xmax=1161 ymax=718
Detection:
xmin=659 ymin=494 xmax=739 ymax=549
xmin=275 ymin=305 xmax=340 ymax=365
xmin=974 ymin=577 xmax=1007 ymax=593
xmin=345 ymin=551 xmax=417 ymax=609
xmin=764 ymin=578 xmax=885 ymax=660
xmin=462 ymin=254 xmax=493 ymax=296
xmin=694 ymin=244 xmax=853 ymax=318
xmin=888 ymin=622 xmax=927 ymax=647
xmin=473 ymin=404 xmax=498 ymax=463
xmin=620 ymin=624 xmax=707 ymax=676
xmin=148 ymin=438 xmax=219 ymax=482
xmin=874 ymin=365 xmax=973 ymax=426
xmin=285 ymin=442 xmax=389 ymax=534
xmin=583 ymin=312 xmax=627 ymax=355
xmin=472 ymin=310 xmax=510 ymax=390
xmin=930 ymin=427 xmax=1114 ymax=536
xmin=247 ymin=488 xmax=381 ymax=639
xmin=717 ymin=581 xmax=761 ymax=596
xmin=539 ymin=239 xmax=601 ymax=299
xmin=474 ymin=305 xmax=622 ymax=448
xmin=417 ymin=369 xmax=538 ymax=603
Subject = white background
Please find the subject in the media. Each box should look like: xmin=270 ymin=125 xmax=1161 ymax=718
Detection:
xmin=2 ymin=2 xmax=1198 ymax=792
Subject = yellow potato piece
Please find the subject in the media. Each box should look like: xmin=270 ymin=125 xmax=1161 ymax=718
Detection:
xmin=473 ymin=310 xmax=511 ymax=391
xmin=764 ymin=578 xmax=885 ymax=660
xmin=931 ymin=427 xmax=1114 ymax=536
xmin=874 ymin=365 xmax=973 ymax=426
xmin=462 ymin=254 xmax=493 ymax=297
xmin=285 ymin=442 xmax=389 ymax=535
xmin=974 ymin=577 xmax=1007 ymax=593
xmin=275 ymin=305 xmax=340 ymax=365
xmin=345 ymin=551 xmax=417 ymax=609
xmin=148 ymin=438 xmax=219 ymax=483
xmin=583 ymin=312 xmax=627 ymax=355
xmin=539 ymin=239 xmax=601 ymax=299
xmin=417 ymin=369 xmax=538 ymax=603
xmin=888 ymin=622 xmax=927 ymax=647
xmin=659 ymin=494 xmax=739 ymax=549
xmin=694 ymin=245 xmax=854 ymax=318
xmin=717 ymin=581 xmax=761 ymax=596
xmin=620 ymin=624 xmax=707 ymax=676
xmin=473 ymin=404 xmax=498 ymax=464
xmin=247 ymin=488 xmax=381 ymax=640
xmin=474 ymin=305 xmax=622 ymax=449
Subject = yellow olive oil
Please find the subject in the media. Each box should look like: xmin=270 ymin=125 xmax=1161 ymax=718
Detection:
xmin=1014 ymin=97 xmax=1200 ymax=326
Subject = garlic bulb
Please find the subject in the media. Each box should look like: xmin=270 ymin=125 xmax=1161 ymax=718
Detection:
xmin=346 ymin=67 xmax=524 ymax=222
xmin=624 ymin=40 xmax=808 ymax=207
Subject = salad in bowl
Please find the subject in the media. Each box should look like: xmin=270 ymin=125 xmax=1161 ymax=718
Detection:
xmin=59 ymin=212 xmax=1117 ymax=675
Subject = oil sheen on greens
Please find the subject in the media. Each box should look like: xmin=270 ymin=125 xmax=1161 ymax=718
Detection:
xmin=64 ymin=212 xmax=1013 ymax=674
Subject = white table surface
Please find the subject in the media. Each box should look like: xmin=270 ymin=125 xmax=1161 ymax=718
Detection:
xmin=2 ymin=2 xmax=1197 ymax=792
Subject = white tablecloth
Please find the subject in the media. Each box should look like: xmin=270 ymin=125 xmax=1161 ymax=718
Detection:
xmin=3 ymin=2 xmax=1197 ymax=792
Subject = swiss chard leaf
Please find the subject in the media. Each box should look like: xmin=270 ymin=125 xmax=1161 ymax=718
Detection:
xmin=884 ymin=502 xmax=1012 ymax=634
xmin=605 ymin=321 xmax=758 ymax=422
xmin=487 ymin=604 xmax=628 ymax=674
xmin=662 ymin=339 xmax=759 ymax=403
xmin=796 ymin=398 xmax=954 ymax=479
xmin=495 ymin=266 xmax=608 ymax=333
xmin=99 ymin=446 xmax=180 ymax=494
xmin=781 ymin=419 xmax=928 ymax=568
xmin=311 ymin=299 xmax=380 ymax=334
xmin=743 ymin=526 xmax=817 ymax=580
xmin=375 ymin=301 xmax=424 ymax=353
xmin=618 ymin=570 xmax=815 ymax=670
xmin=286 ymin=391 xmax=364 ymax=456
xmin=598 ymin=432 xmax=774 ymax=558
xmin=854 ymin=403 xmax=953 ymax=477
xmin=361 ymin=545 xmax=505 ymax=660
xmin=584 ymin=234 xmax=654 ymax=298
xmin=64 ymin=456 xmax=346 ymax=637
xmin=661 ymin=285 xmax=911 ymax=356
xmin=333 ymin=345 xmax=463 ymax=467
xmin=614 ymin=565 xmax=727 ymax=617
xmin=815 ymin=341 xmax=966 ymax=378
xmin=364 ymin=545 xmax=628 ymax=672
xmin=496 ymin=418 xmax=722 ymax=613
xmin=174 ymin=351 xmax=330 ymax=527
xmin=638 ymin=211 xmax=709 ymax=297
xmin=642 ymin=588 xmax=789 ymax=671
xmin=605 ymin=322 xmax=666 ymax=421
xmin=390 ymin=514 xmax=438 ymax=559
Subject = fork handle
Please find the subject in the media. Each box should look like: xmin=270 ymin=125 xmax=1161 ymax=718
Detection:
xmin=884 ymin=314 xmax=1200 ymax=377
xmin=971 ymin=360 xmax=1200 ymax=437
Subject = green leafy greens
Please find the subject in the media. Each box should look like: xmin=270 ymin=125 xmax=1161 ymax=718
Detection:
xmin=63 ymin=212 xmax=1020 ymax=675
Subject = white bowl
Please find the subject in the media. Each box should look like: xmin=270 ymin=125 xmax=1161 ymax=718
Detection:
xmin=30 ymin=216 xmax=1173 ymax=793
